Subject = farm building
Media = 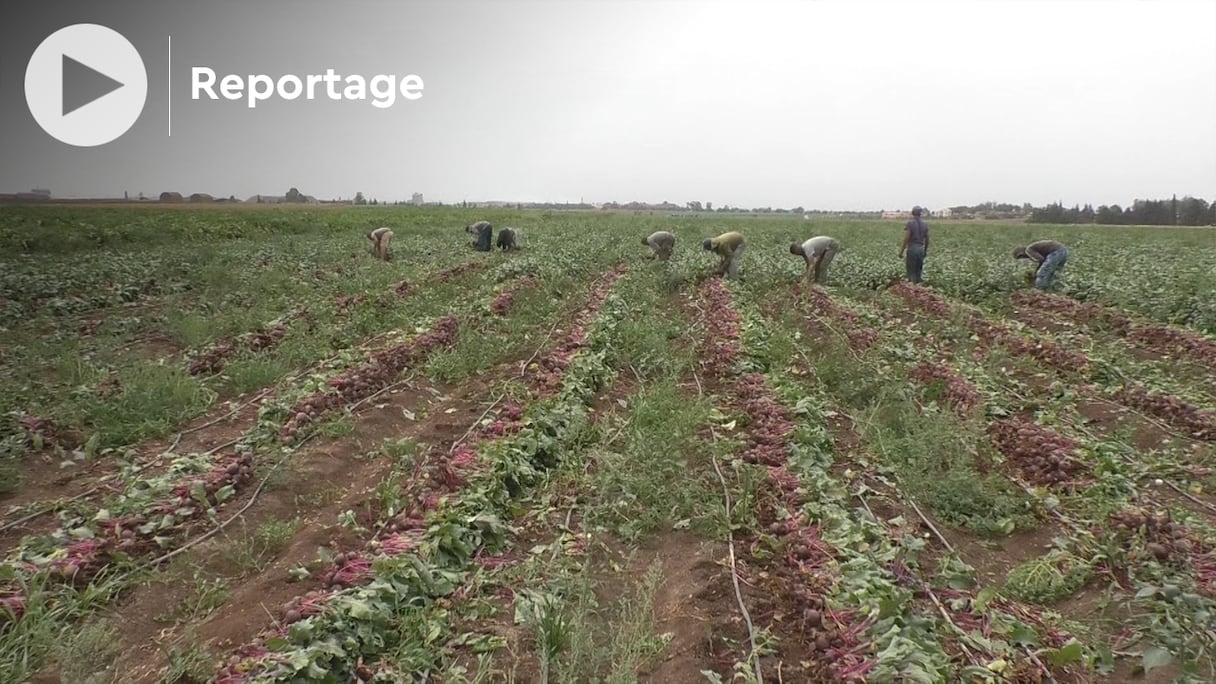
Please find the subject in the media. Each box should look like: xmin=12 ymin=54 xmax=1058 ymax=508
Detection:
xmin=245 ymin=194 xmax=320 ymax=204
xmin=159 ymin=191 xmax=184 ymax=202
xmin=189 ymin=193 xmax=215 ymax=203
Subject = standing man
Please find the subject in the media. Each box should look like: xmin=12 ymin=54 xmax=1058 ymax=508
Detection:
xmin=789 ymin=235 xmax=841 ymax=286
xmin=643 ymin=231 xmax=676 ymax=261
xmin=466 ymin=221 xmax=493 ymax=252
xmin=367 ymin=226 xmax=394 ymax=261
xmin=899 ymin=206 xmax=929 ymax=284
xmin=702 ymin=231 xmax=745 ymax=279
xmin=1013 ymin=239 xmax=1070 ymax=290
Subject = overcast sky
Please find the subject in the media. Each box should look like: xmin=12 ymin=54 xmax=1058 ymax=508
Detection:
xmin=1 ymin=0 xmax=1214 ymax=210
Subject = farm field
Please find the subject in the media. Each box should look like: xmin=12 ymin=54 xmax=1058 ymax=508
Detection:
xmin=1 ymin=206 xmax=1216 ymax=683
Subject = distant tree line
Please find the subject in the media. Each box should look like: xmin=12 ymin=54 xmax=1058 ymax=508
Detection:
xmin=946 ymin=202 xmax=1033 ymax=220
xmin=1029 ymin=195 xmax=1216 ymax=226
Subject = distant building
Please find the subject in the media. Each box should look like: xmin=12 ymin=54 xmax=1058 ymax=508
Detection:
xmin=244 ymin=194 xmax=319 ymax=204
xmin=935 ymin=207 xmax=953 ymax=218
xmin=410 ymin=192 xmax=424 ymax=205
xmin=881 ymin=210 xmax=909 ymax=220
xmin=159 ymin=191 xmax=184 ymax=203
xmin=11 ymin=189 xmax=52 ymax=201
xmin=188 ymin=193 xmax=215 ymax=203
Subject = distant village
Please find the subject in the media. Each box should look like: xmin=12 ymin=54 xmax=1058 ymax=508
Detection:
xmin=0 ymin=187 xmax=1033 ymax=220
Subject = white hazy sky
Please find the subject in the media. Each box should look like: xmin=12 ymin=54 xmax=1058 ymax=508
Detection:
xmin=1 ymin=0 xmax=1214 ymax=210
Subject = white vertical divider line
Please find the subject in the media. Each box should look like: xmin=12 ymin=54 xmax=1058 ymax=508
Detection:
xmin=168 ymin=35 xmax=172 ymax=137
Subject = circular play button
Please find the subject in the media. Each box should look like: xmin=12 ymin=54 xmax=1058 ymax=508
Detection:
xmin=24 ymin=23 xmax=148 ymax=147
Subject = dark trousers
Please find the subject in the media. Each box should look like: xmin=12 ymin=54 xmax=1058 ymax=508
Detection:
xmin=905 ymin=244 xmax=926 ymax=283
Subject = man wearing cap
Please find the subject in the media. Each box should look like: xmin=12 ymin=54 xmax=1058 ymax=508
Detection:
xmin=643 ymin=231 xmax=676 ymax=261
xmin=703 ymin=231 xmax=745 ymax=279
xmin=898 ymin=206 xmax=929 ymax=284
xmin=1013 ymin=239 xmax=1070 ymax=290
xmin=790 ymin=235 xmax=841 ymax=286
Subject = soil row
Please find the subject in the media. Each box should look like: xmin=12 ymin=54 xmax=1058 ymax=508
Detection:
xmin=187 ymin=259 xmax=488 ymax=377
xmin=211 ymin=264 xmax=628 ymax=682
xmin=785 ymin=286 xmax=1083 ymax=681
xmin=1013 ymin=289 xmax=1216 ymax=370
xmin=694 ymin=279 xmax=908 ymax=681
xmin=839 ymin=285 xmax=1216 ymax=676
xmin=0 ymin=265 xmax=531 ymax=631
xmin=890 ymin=283 xmax=1216 ymax=443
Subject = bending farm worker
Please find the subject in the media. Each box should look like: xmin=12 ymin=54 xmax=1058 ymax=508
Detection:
xmin=702 ymin=231 xmax=745 ymax=280
xmin=496 ymin=227 xmax=517 ymax=251
xmin=466 ymin=221 xmax=493 ymax=252
xmin=367 ymin=226 xmax=394 ymax=261
xmin=643 ymin=231 xmax=675 ymax=261
xmin=790 ymin=235 xmax=841 ymax=285
xmin=1014 ymin=239 xmax=1070 ymax=290
xmin=899 ymin=206 xmax=929 ymax=284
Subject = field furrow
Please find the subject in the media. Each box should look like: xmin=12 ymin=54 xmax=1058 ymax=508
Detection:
xmin=841 ymin=284 xmax=1216 ymax=679
xmin=205 ymin=264 xmax=628 ymax=682
xmin=1 ymin=256 xmax=611 ymax=683
xmin=1011 ymin=290 xmax=1216 ymax=372
xmin=5 ymin=208 xmax=1216 ymax=683
xmin=769 ymin=285 xmax=1094 ymax=680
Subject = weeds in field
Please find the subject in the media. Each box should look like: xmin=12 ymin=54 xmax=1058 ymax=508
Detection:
xmin=0 ymin=434 xmax=21 ymax=495
xmin=52 ymin=619 xmax=121 ymax=684
xmin=224 ymin=517 xmax=301 ymax=574
xmin=792 ymin=323 xmax=1039 ymax=537
xmin=67 ymin=363 xmax=216 ymax=448
xmin=156 ymin=571 xmax=230 ymax=624
xmin=158 ymin=629 xmax=214 ymax=683
xmin=0 ymin=567 xmax=135 ymax=683
xmin=592 ymin=383 xmax=718 ymax=541
xmin=556 ymin=560 xmax=670 ymax=683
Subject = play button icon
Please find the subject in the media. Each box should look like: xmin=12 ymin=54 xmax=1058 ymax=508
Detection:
xmin=62 ymin=54 xmax=126 ymax=117
xmin=25 ymin=24 xmax=148 ymax=147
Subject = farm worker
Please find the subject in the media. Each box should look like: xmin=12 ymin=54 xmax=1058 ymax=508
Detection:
xmin=899 ymin=206 xmax=929 ymax=284
xmin=790 ymin=235 xmax=841 ymax=285
xmin=466 ymin=221 xmax=493 ymax=252
xmin=702 ymin=231 xmax=745 ymax=279
xmin=367 ymin=227 xmax=393 ymax=261
xmin=1013 ymin=240 xmax=1070 ymax=290
xmin=497 ymin=227 xmax=517 ymax=251
xmin=643 ymin=231 xmax=676 ymax=261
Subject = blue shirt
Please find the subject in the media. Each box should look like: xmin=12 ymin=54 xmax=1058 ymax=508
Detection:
xmin=905 ymin=218 xmax=929 ymax=246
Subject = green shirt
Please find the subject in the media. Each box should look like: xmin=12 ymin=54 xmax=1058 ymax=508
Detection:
xmin=709 ymin=232 xmax=744 ymax=256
